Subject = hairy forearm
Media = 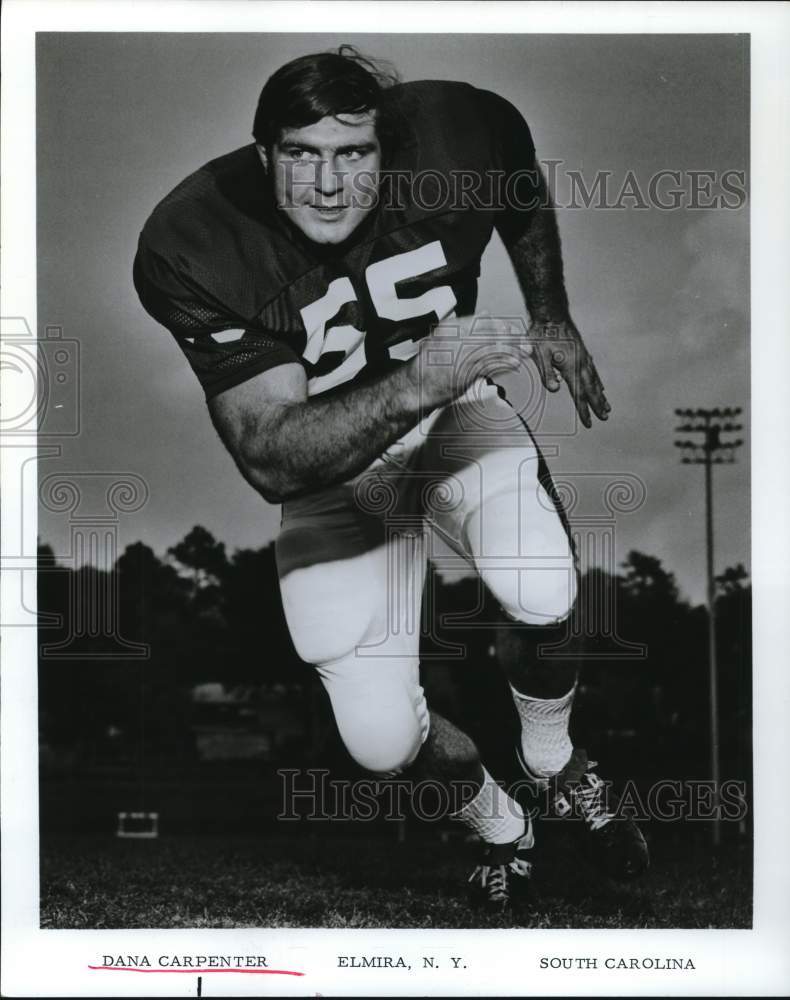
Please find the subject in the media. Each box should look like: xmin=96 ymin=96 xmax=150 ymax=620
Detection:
xmin=506 ymin=191 xmax=571 ymax=323
xmin=244 ymin=362 xmax=430 ymax=502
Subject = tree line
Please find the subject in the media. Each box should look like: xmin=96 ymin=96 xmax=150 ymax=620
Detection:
xmin=37 ymin=527 xmax=751 ymax=789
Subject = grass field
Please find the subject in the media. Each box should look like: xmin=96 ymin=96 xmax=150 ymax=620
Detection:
xmin=40 ymin=825 xmax=751 ymax=929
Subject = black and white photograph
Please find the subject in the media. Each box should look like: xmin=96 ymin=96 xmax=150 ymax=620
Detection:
xmin=2 ymin=2 xmax=790 ymax=997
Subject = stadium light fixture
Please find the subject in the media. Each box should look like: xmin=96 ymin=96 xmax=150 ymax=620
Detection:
xmin=674 ymin=406 xmax=743 ymax=848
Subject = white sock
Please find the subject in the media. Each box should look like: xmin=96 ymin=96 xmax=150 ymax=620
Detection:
xmin=511 ymin=682 xmax=576 ymax=778
xmin=451 ymin=767 xmax=528 ymax=845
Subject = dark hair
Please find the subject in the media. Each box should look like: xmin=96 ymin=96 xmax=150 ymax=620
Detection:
xmin=252 ymin=45 xmax=402 ymax=158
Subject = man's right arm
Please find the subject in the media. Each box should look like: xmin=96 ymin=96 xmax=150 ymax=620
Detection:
xmin=208 ymin=360 xmax=428 ymax=503
xmin=208 ymin=317 xmax=526 ymax=504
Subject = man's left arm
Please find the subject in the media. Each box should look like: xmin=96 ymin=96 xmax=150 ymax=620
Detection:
xmin=503 ymin=168 xmax=611 ymax=429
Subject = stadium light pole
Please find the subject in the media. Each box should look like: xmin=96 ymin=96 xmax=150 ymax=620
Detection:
xmin=674 ymin=408 xmax=743 ymax=848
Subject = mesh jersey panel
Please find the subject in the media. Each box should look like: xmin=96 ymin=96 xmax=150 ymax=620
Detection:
xmin=133 ymin=255 xmax=300 ymax=399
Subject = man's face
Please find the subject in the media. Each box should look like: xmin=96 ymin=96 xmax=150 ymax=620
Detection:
xmin=265 ymin=113 xmax=381 ymax=245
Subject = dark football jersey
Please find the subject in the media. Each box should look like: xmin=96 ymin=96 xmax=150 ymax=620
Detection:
xmin=133 ymin=80 xmax=540 ymax=401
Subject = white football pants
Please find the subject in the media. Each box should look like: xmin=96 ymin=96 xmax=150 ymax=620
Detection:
xmin=275 ymin=384 xmax=577 ymax=775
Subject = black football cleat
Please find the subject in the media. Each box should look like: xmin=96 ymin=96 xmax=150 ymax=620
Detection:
xmin=468 ymin=829 xmax=534 ymax=910
xmin=516 ymin=745 xmax=649 ymax=880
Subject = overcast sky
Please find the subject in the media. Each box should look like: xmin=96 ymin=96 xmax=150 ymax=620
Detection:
xmin=36 ymin=32 xmax=749 ymax=604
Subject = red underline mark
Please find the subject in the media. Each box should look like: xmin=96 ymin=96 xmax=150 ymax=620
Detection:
xmin=88 ymin=966 xmax=304 ymax=976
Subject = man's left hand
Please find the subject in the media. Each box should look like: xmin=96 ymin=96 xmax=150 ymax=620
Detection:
xmin=525 ymin=318 xmax=611 ymax=429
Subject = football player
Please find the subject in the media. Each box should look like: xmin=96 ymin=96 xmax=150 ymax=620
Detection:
xmin=134 ymin=47 xmax=648 ymax=909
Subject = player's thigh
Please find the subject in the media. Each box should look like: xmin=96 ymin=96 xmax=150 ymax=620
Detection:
xmin=276 ymin=486 xmax=428 ymax=664
xmin=419 ymin=387 xmax=576 ymax=623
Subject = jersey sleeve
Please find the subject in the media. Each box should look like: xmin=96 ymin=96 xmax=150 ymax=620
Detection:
xmin=477 ymin=89 xmax=543 ymax=245
xmin=133 ymin=239 xmax=300 ymax=401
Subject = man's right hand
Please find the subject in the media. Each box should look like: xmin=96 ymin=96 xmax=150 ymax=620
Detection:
xmin=412 ymin=313 xmax=531 ymax=409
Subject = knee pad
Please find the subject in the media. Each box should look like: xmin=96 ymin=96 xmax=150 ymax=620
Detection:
xmin=318 ymin=655 xmax=430 ymax=776
xmin=337 ymin=697 xmax=428 ymax=776
xmin=463 ymin=475 xmax=578 ymax=627
xmin=495 ymin=563 xmax=578 ymax=626
xmin=344 ymin=714 xmax=425 ymax=776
